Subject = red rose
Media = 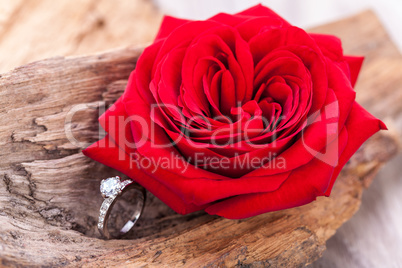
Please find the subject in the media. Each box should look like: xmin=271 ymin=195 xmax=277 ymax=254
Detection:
xmin=83 ymin=4 xmax=386 ymax=219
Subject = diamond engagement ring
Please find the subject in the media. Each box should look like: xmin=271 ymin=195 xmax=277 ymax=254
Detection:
xmin=98 ymin=176 xmax=146 ymax=239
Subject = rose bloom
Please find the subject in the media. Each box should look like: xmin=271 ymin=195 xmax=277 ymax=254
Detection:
xmin=84 ymin=5 xmax=386 ymax=219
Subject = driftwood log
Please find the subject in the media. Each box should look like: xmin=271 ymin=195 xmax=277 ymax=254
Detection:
xmin=0 ymin=0 xmax=162 ymax=73
xmin=0 ymin=10 xmax=399 ymax=267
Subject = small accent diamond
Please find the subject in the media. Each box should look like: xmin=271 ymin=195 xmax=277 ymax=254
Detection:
xmin=101 ymin=202 xmax=109 ymax=211
xmin=120 ymin=180 xmax=131 ymax=190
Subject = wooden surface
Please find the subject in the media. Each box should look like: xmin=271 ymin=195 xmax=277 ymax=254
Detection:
xmin=308 ymin=10 xmax=402 ymax=268
xmin=0 ymin=0 xmax=162 ymax=73
xmin=0 ymin=5 xmax=400 ymax=268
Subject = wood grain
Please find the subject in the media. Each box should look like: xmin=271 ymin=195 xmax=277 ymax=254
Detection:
xmin=0 ymin=0 xmax=162 ymax=73
xmin=0 ymin=10 xmax=399 ymax=267
xmin=308 ymin=10 xmax=402 ymax=268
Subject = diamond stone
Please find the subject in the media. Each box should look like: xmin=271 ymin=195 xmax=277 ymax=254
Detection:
xmin=100 ymin=205 xmax=107 ymax=214
xmin=100 ymin=177 xmax=121 ymax=197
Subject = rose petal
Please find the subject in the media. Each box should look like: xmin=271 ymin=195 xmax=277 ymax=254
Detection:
xmin=344 ymin=56 xmax=364 ymax=87
xmin=155 ymin=15 xmax=192 ymax=41
xmin=208 ymin=12 xmax=249 ymax=27
xmin=235 ymin=4 xmax=290 ymax=26
xmin=236 ymin=17 xmax=285 ymax=42
xmin=205 ymin=127 xmax=348 ymax=219
xmin=323 ymin=102 xmax=387 ymax=195
xmin=249 ymin=27 xmax=327 ymax=115
xmin=245 ymin=88 xmax=340 ymax=176
xmin=310 ymin=33 xmax=343 ymax=62
xmin=153 ymin=20 xmax=221 ymax=74
xmin=326 ymin=60 xmax=356 ymax=129
xmin=129 ymin=41 xmax=163 ymax=104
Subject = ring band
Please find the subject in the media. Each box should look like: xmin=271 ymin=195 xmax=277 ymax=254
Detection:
xmin=97 ymin=176 xmax=146 ymax=239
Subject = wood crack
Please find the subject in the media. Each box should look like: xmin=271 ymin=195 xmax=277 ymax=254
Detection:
xmin=2 ymin=174 xmax=12 ymax=194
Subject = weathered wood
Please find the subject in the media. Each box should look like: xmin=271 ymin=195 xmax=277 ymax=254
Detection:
xmin=0 ymin=10 xmax=399 ymax=268
xmin=0 ymin=0 xmax=162 ymax=73
xmin=309 ymin=10 xmax=402 ymax=268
